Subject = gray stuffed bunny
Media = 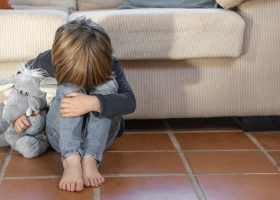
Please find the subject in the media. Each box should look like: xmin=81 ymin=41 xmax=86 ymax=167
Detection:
xmin=0 ymin=62 xmax=57 ymax=158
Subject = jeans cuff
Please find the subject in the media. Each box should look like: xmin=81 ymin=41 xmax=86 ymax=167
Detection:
xmin=83 ymin=150 xmax=103 ymax=164
xmin=61 ymin=148 xmax=84 ymax=162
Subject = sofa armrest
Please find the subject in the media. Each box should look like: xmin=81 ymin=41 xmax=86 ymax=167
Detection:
xmin=216 ymin=0 xmax=247 ymax=9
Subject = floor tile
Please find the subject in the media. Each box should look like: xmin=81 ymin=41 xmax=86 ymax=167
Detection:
xmin=168 ymin=117 xmax=241 ymax=132
xmin=268 ymin=151 xmax=280 ymax=165
xmin=124 ymin=119 xmax=167 ymax=132
xmin=184 ymin=151 xmax=278 ymax=174
xmin=252 ymin=132 xmax=280 ymax=150
xmin=176 ymin=132 xmax=257 ymax=150
xmin=197 ymin=175 xmax=280 ymax=200
xmin=107 ymin=134 xmax=175 ymax=151
xmin=101 ymin=176 xmax=198 ymax=200
xmin=5 ymin=153 xmax=63 ymax=177
xmin=0 ymin=179 xmax=93 ymax=200
xmin=101 ymin=152 xmax=186 ymax=174
xmin=0 ymin=147 xmax=8 ymax=154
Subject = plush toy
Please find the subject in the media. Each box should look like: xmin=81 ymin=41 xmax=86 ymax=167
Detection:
xmin=0 ymin=62 xmax=57 ymax=158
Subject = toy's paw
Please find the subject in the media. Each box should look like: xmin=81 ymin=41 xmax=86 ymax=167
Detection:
xmin=26 ymin=125 xmax=39 ymax=135
xmin=16 ymin=136 xmax=40 ymax=158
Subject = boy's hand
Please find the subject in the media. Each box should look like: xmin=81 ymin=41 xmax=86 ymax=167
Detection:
xmin=60 ymin=93 xmax=101 ymax=118
xmin=13 ymin=110 xmax=40 ymax=134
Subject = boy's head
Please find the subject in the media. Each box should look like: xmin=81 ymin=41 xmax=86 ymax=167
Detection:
xmin=52 ymin=16 xmax=113 ymax=90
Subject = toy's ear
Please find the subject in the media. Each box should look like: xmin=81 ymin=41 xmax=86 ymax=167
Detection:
xmin=0 ymin=76 xmax=16 ymax=97
xmin=40 ymin=77 xmax=57 ymax=107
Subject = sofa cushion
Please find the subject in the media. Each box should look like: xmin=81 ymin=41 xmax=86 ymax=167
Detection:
xmin=11 ymin=5 xmax=69 ymax=14
xmin=8 ymin=0 xmax=76 ymax=12
xmin=117 ymin=0 xmax=218 ymax=9
xmin=69 ymin=8 xmax=245 ymax=60
xmin=0 ymin=10 xmax=67 ymax=62
xmin=77 ymin=0 xmax=126 ymax=10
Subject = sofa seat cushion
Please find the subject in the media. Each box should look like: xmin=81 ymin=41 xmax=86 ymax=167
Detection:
xmin=11 ymin=5 xmax=69 ymax=14
xmin=0 ymin=10 xmax=67 ymax=62
xmin=70 ymin=8 xmax=245 ymax=60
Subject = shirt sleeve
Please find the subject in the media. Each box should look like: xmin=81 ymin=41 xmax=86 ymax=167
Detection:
xmin=17 ymin=49 xmax=55 ymax=77
xmin=91 ymin=57 xmax=136 ymax=118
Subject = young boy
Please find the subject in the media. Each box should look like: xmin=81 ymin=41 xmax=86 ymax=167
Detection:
xmin=13 ymin=17 xmax=136 ymax=192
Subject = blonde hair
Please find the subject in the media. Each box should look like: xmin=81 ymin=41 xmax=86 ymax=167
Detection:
xmin=52 ymin=16 xmax=113 ymax=90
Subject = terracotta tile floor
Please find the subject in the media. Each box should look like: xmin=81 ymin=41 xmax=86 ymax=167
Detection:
xmin=1 ymin=117 xmax=280 ymax=200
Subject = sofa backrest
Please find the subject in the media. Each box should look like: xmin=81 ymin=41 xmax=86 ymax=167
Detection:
xmin=0 ymin=10 xmax=67 ymax=62
xmin=8 ymin=0 xmax=77 ymax=12
xmin=77 ymin=0 xmax=126 ymax=10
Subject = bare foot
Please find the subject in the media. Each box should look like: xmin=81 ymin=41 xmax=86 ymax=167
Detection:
xmin=82 ymin=155 xmax=105 ymax=188
xmin=59 ymin=154 xmax=84 ymax=192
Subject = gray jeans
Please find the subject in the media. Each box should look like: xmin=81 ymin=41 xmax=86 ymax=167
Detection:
xmin=45 ymin=80 xmax=121 ymax=162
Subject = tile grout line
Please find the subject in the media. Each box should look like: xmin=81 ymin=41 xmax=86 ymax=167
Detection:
xmin=93 ymin=187 xmax=101 ymax=200
xmin=193 ymin=172 xmax=280 ymax=176
xmin=105 ymin=149 xmax=261 ymax=153
xmin=106 ymin=150 xmax=178 ymax=153
xmin=173 ymin=130 xmax=242 ymax=133
xmin=123 ymin=130 xmax=243 ymax=134
xmin=93 ymin=163 xmax=101 ymax=200
xmin=163 ymin=120 xmax=207 ymax=200
xmin=102 ymin=172 xmax=280 ymax=177
xmin=103 ymin=173 xmax=189 ymax=177
xmin=12 ymin=151 xmax=60 ymax=155
xmin=3 ymin=176 xmax=62 ymax=180
xmin=4 ymin=172 xmax=280 ymax=180
xmin=124 ymin=131 xmax=168 ymax=134
xmin=0 ymin=147 xmax=13 ymax=185
xmin=245 ymin=132 xmax=280 ymax=172
xmin=266 ymin=150 xmax=280 ymax=152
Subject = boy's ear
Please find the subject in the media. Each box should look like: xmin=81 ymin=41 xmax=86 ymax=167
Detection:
xmin=0 ymin=76 xmax=16 ymax=97
xmin=40 ymin=77 xmax=58 ymax=107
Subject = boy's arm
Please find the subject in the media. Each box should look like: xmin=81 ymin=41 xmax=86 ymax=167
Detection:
xmin=20 ymin=51 xmax=136 ymax=118
xmin=92 ymin=58 xmax=136 ymax=117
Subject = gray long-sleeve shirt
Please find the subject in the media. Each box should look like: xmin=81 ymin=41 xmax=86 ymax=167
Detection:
xmin=23 ymin=49 xmax=136 ymax=118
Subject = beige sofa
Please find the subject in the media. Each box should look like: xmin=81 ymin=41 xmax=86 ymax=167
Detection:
xmin=1 ymin=0 xmax=279 ymax=120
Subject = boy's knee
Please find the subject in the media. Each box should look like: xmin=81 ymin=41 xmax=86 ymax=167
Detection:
xmin=56 ymin=83 xmax=85 ymax=97
xmin=89 ymin=79 xmax=119 ymax=96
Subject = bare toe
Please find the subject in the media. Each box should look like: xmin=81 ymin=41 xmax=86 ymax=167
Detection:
xmin=76 ymin=181 xmax=84 ymax=192
xmin=59 ymin=182 xmax=63 ymax=190
xmin=97 ymin=178 xmax=102 ymax=186
xmin=67 ymin=183 xmax=71 ymax=191
xmin=70 ymin=183 xmax=75 ymax=192
xmin=101 ymin=177 xmax=105 ymax=183
xmin=83 ymin=177 xmax=91 ymax=188
xmin=62 ymin=182 xmax=67 ymax=190
xmin=95 ymin=178 xmax=100 ymax=187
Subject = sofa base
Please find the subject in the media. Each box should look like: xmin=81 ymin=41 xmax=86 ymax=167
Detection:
xmin=235 ymin=116 xmax=280 ymax=132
